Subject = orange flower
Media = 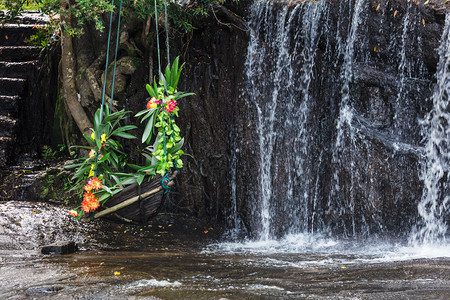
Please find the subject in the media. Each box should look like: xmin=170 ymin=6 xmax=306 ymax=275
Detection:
xmin=89 ymin=177 xmax=102 ymax=190
xmin=81 ymin=192 xmax=100 ymax=213
xmin=84 ymin=183 xmax=94 ymax=192
xmin=146 ymin=97 xmax=160 ymax=109
xmin=68 ymin=210 xmax=78 ymax=217
xmin=89 ymin=200 xmax=100 ymax=211
xmin=89 ymin=149 xmax=96 ymax=158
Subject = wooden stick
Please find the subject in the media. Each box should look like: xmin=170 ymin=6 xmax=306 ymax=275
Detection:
xmin=94 ymin=179 xmax=175 ymax=219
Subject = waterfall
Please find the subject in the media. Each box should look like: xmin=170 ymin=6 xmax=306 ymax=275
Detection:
xmin=409 ymin=13 xmax=450 ymax=246
xmin=328 ymin=0 xmax=366 ymax=237
xmin=239 ymin=0 xmax=326 ymax=240
xmin=233 ymin=0 xmax=448 ymax=241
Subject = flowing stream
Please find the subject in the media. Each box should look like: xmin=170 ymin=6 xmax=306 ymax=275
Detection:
xmin=0 ymin=202 xmax=448 ymax=299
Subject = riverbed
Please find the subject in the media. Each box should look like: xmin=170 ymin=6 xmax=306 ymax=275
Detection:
xmin=0 ymin=201 xmax=449 ymax=299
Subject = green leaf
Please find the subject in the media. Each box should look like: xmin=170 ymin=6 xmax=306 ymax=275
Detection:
xmin=102 ymin=185 xmax=113 ymax=194
xmin=140 ymin=109 xmax=157 ymax=123
xmin=97 ymin=192 xmax=112 ymax=203
xmin=103 ymin=109 xmax=127 ymax=123
xmin=70 ymin=145 xmax=92 ymax=150
xmin=173 ymin=92 xmax=195 ymax=99
xmin=176 ymin=159 xmax=183 ymax=168
xmin=142 ymin=112 xmax=156 ymax=143
xmin=159 ymin=71 xmax=168 ymax=92
xmin=127 ymin=163 xmax=142 ymax=170
xmin=174 ymin=62 xmax=184 ymax=89
xmin=165 ymin=63 xmax=171 ymax=86
xmin=136 ymin=175 xmax=145 ymax=185
xmin=169 ymin=138 xmax=184 ymax=154
xmin=83 ymin=133 xmax=95 ymax=146
xmin=146 ymin=84 xmax=157 ymax=98
xmin=64 ymin=162 xmax=84 ymax=169
xmin=112 ymin=125 xmax=137 ymax=133
xmin=94 ymin=108 xmax=101 ymax=133
xmin=113 ymin=132 xmax=136 ymax=139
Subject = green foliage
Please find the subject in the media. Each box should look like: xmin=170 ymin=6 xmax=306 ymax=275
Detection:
xmin=0 ymin=0 xmax=40 ymax=21
xmin=41 ymin=145 xmax=57 ymax=159
xmin=41 ymin=143 xmax=72 ymax=159
xmin=67 ymin=57 xmax=192 ymax=218
xmin=65 ymin=106 xmax=141 ymax=218
xmin=1 ymin=0 xmax=226 ymax=36
xmin=136 ymin=56 xmax=193 ymax=176
xmin=26 ymin=13 xmax=60 ymax=48
xmin=40 ymin=169 xmax=75 ymax=204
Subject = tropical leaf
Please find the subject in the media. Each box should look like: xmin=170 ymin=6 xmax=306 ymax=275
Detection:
xmin=146 ymin=83 xmax=157 ymax=98
xmin=112 ymin=131 xmax=136 ymax=139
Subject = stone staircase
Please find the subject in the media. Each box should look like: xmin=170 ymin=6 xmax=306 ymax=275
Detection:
xmin=0 ymin=12 xmax=56 ymax=201
xmin=0 ymin=13 xmax=43 ymax=167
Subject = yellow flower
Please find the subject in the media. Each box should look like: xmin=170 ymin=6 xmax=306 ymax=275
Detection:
xmin=91 ymin=132 xmax=95 ymax=140
xmin=101 ymin=133 xmax=107 ymax=144
xmin=89 ymin=164 xmax=95 ymax=177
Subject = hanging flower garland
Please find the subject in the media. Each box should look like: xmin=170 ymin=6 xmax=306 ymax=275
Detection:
xmin=67 ymin=57 xmax=193 ymax=219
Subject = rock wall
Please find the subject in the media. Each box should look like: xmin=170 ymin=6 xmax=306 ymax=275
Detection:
xmin=230 ymin=0 xmax=448 ymax=238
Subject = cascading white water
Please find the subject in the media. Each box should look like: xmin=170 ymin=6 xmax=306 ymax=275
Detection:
xmin=393 ymin=1 xmax=412 ymax=132
xmin=327 ymin=0 xmax=368 ymax=237
xmin=244 ymin=0 xmax=292 ymax=240
xmin=231 ymin=0 xmax=448 ymax=246
xmin=241 ymin=0 xmax=326 ymax=240
xmin=409 ymin=13 xmax=450 ymax=246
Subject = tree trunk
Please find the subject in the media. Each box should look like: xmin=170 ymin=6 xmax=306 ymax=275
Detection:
xmin=59 ymin=0 xmax=93 ymax=135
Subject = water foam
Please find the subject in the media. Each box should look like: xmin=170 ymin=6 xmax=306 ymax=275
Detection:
xmin=207 ymin=233 xmax=450 ymax=263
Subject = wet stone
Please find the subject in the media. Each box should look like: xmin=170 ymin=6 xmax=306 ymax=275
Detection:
xmin=41 ymin=241 xmax=78 ymax=255
xmin=25 ymin=286 xmax=63 ymax=295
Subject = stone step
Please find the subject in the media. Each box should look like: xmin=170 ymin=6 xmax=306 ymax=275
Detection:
xmin=0 ymin=24 xmax=38 ymax=46
xmin=0 ymin=10 xmax=49 ymax=24
xmin=0 ymin=95 xmax=21 ymax=116
xmin=0 ymin=136 xmax=14 ymax=167
xmin=14 ymin=11 xmax=50 ymax=25
xmin=0 ymin=61 xmax=38 ymax=78
xmin=0 ymin=46 xmax=40 ymax=62
xmin=0 ymin=115 xmax=19 ymax=137
xmin=0 ymin=78 xmax=26 ymax=96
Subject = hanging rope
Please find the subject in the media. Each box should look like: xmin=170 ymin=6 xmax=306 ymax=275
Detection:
xmin=154 ymin=0 xmax=162 ymax=80
xmin=109 ymin=0 xmax=123 ymax=110
xmin=99 ymin=0 xmax=115 ymax=124
xmin=95 ymin=0 xmax=123 ymax=177
xmin=163 ymin=0 xmax=170 ymax=67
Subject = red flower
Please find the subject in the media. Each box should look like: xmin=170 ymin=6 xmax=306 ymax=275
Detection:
xmin=84 ymin=183 xmax=94 ymax=192
xmin=165 ymin=100 xmax=177 ymax=113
